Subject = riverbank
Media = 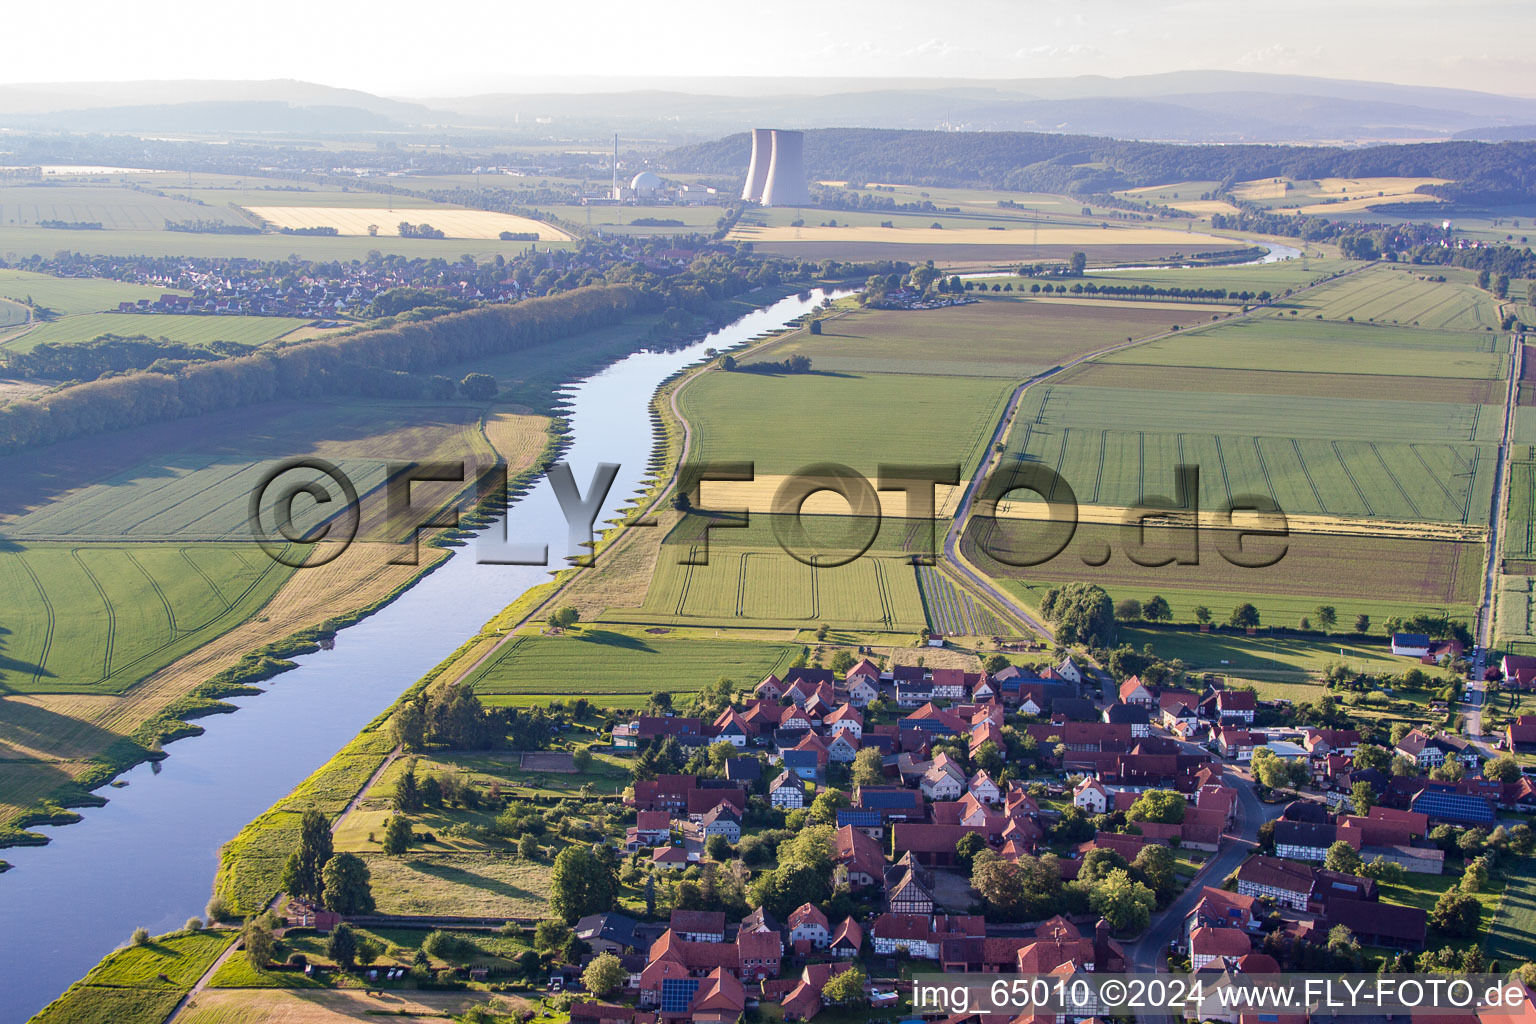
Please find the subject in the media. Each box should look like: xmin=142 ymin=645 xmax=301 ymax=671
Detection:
xmin=2 ymin=285 xmax=850 ymax=1024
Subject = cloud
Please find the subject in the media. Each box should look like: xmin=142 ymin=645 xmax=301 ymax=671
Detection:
xmin=1235 ymin=44 xmax=1326 ymax=70
xmin=1014 ymin=43 xmax=1105 ymax=61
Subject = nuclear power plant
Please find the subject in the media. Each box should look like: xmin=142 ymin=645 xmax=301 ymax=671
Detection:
xmin=741 ymin=128 xmax=809 ymax=207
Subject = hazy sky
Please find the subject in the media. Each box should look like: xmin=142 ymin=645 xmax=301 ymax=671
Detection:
xmin=4 ymin=0 xmax=1532 ymax=98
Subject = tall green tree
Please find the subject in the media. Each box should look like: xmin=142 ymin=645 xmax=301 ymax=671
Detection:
xmin=1089 ymin=869 xmax=1156 ymax=934
xmin=321 ymin=852 xmax=375 ymax=914
xmin=326 ymin=922 xmax=358 ymax=969
xmin=549 ymin=845 xmax=620 ymax=924
xmin=280 ymin=809 xmax=333 ymax=903
xmin=381 ymin=814 xmax=413 ymax=856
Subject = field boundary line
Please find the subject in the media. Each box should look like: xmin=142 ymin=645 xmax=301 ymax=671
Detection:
xmin=941 ymin=261 xmax=1376 ymax=639
xmin=71 ymin=547 xmax=117 ymax=683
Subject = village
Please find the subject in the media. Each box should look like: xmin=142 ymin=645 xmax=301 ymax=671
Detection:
xmin=243 ymin=642 xmax=1536 ymax=1024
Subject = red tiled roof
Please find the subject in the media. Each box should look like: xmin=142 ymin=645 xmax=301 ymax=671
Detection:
xmin=1191 ymin=925 xmax=1253 ymax=958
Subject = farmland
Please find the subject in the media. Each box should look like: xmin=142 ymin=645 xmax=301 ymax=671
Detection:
xmin=0 ymin=225 xmax=573 ymax=261
xmin=1098 ymin=317 xmax=1506 ymax=377
xmin=1115 ymin=626 xmax=1404 ymax=677
xmin=746 ymin=297 xmax=1201 ymax=377
xmin=180 ymin=989 xmax=493 ymax=1024
xmin=1002 ymin=382 xmax=1497 ymax=524
xmin=1229 ymin=176 xmax=1448 ymax=213
xmin=0 ymin=269 xmax=189 ymax=317
xmin=243 ymin=206 xmax=571 ymax=241
xmin=2 ymin=400 xmax=502 ymax=541
xmin=463 ymin=633 xmax=801 ymax=700
xmin=1486 ymin=855 xmax=1536 ymax=964
xmin=1 ymin=312 xmax=310 ymax=352
xmin=0 ymin=542 xmax=293 ymax=695
xmin=0 ymin=185 xmax=253 ymax=230
xmin=729 ymin=221 xmax=1248 ymax=264
xmin=628 ymin=545 xmax=928 ymax=630
xmin=1289 ymin=264 xmax=1504 ymax=330
xmin=963 ymin=519 xmax=1482 ymax=625
xmin=918 ymin=564 xmax=1011 ymax=636
xmin=678 ymin=368 xmax=1014 ymax=479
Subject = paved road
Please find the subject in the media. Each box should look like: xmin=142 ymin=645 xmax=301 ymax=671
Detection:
xmin=1478 ymin=333 xmax=1523 ymax=653
xmin=1127 ymin=767 xmax=1273 ymax=972
xmin=162 ymin=746 xmax=404 ymax=1024
xmin=939 ymin=265 xmax=1371 ymax=641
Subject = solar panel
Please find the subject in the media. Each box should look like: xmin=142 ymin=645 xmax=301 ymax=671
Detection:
xmin=661 ymin=977 xmax=700 ymax=1013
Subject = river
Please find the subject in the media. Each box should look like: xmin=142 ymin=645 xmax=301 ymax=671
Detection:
xmin=0 ymin=287 xmax=844 ymax=1024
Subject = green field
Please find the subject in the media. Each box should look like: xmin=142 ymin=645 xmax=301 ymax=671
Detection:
xmin=1505 ymin=459 xmax=1536 ymax=564
xmin=679 ymin=368 xmax=1013 ymax=479
xmin=30 ymin=930 xmax=235 ymax=1024
xmin=995 ymin=259 xmax=1351 ymax=297
xmin=1004 ymin=382 xmax=1497 ymax=523
xmin=1 ymin=400 xmax=496 ymax=541
xmin=2 ymin=312 xmax=310 ymax=352
xmin=607 ymin=512 xmax=937 ymax=631
xmin=463 ymin=632 xmax=800 ymax=700
xmin=1099 ymin=316 xmax=1505 ymax=377
xmin=630 ymin=548 xmax=928 ymax=630
xmin=1116 ymin=626 xmax=1405 ymax=677
xmin=0 ymin=269 xmax=189 ymax=317
xmin=30 ymin=985 xmax=183 ymax=1024
xmin=748 ymin=297 xmax=1194 ymax=377
xmin=0 ymin=542 xmax=293 ymax=694
xmin=0 ymin=184 xmax=253 ymax=230
xmin=1487 ymin=842 xmax=1536 ymax=964
xmin=79 ymin=931 xmax=234 ymax=989
xmin=1292 ymin=264 xmax=1505 ymax=331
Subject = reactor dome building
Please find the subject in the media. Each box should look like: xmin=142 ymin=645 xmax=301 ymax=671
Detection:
xmin=741 ymin=128 xmax=809 ymax=207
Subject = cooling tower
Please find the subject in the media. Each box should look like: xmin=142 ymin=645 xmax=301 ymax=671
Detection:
xmin=761 ymin=129 xmax=809 ymax=207
xmin=742 ymin=128 xmax=772 ymax=202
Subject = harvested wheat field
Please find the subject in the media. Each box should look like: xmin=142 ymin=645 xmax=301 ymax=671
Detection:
xmin=180 ymin=988 xmax=508 ymax=1024
xmin=243 ymin=206 xmax=572 ymax=241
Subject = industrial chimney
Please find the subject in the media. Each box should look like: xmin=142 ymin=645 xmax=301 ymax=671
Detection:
xmin=761 ymin=129 xmax=809 ymax=207
xmin=742 ymin=128 xmax=772 ymax=202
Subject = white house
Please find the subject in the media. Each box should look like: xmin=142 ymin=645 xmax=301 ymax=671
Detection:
xmin=825 ymin=705 xmax=863 ymax=740
xmin=826 ymin=733 xmax=859 ymax=763
xmin=1056 ymin=657 xmax=1084 ymax=685
xmin=1073 ymin=777 xmax=1110 ymax=814
xmin=787 ymin=903 xmax=830 ymax=949
xmin=921 ymin=766 xmax=964 ymax=801
xmin=967 ymin=770 xmax=1001 ymax=805
xmin=1391 ymin=633 xmax=1432 ymax=658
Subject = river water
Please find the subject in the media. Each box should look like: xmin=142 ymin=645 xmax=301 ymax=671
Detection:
xmin=0 ymin=287 xmax=844 ymax=1024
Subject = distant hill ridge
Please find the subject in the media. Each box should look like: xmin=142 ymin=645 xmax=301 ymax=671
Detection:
xmin=666 ymin=128 xmax=1536 ymax=205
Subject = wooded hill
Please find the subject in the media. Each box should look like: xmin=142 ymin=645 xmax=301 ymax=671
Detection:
xmin=666 ymin=129 xmax=1536 ymax=205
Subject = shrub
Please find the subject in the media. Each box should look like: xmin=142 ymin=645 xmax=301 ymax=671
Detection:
xmin=130 ymin=927 xmax=151 ymax=947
